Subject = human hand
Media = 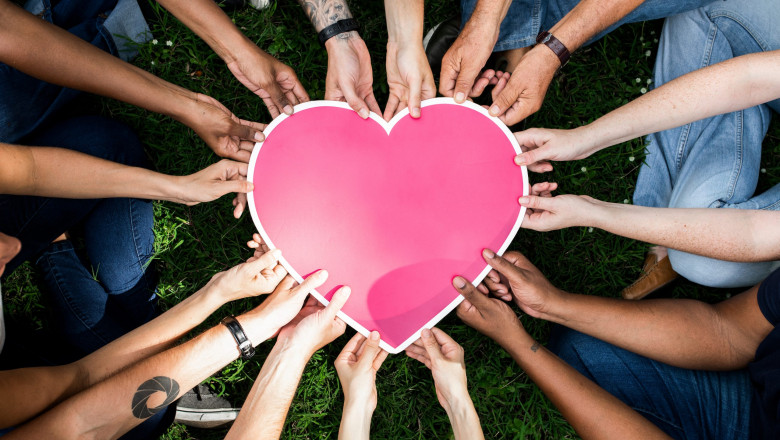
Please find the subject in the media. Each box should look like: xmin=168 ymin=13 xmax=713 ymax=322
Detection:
xmin=277 ymin=286 xmax=351 ymax=356
xmin=513 ymin=127 xmax=599 ymax=171
xmin=325 ymin=33 xmax=381 ymax=119
xmin=247 ymin=233 xmax=270 ymax=254
xmin=209 ymin=248 xmax=287 ymax=303
xmin=384 ymin=42 xmax=436 ymax=120
xmin=172 ymin=159 xmax=252 ymax=217
xmin=179 ymin=93 xmax=266 ymax=163
xmin=453 ymin=275 xmax=526 ymax=348
xmin=335 ymin=331 xmax=388 ymax=412
xmin=519 ymin=194 xmax=605 ymax=232
xmin=479 ymin=249 xmax=566 ymax=319
xmin=405 ymin=328 xmax=471 ymax=413
xmin=226 ymin=46 xmax=309 ymax=118
xmin=250 ymin=271 xmax=331 ymax=338
xmin=439 ymin=19 xmax=498 ymax=103
xmin=488 ymin=45 xmax=560 ymax=125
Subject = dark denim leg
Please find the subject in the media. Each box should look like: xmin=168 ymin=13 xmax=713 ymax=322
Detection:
xmin=548 ymin=326 xmax=752 ymax=439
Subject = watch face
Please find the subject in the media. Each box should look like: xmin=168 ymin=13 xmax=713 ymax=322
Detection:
xmin=542 ymin=34 xmax=552 ymax=44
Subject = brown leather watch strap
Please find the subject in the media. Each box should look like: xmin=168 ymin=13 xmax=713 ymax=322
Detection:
xmin=536 ymin=31 xmax=571 ymax=68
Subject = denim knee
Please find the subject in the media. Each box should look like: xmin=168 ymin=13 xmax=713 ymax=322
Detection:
xmin=668 ymin=249 xmax=780 ymax=288
xmin=548 ymin=325 xmax=603 ymax=378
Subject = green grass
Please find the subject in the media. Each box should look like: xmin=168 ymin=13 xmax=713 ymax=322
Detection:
xmin=3 ymin=1 xmax=780 ymax=439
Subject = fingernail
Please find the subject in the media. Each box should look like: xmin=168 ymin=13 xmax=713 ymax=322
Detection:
xmin=453 ymin=276 xmax=467 ymax=289
xmin=246 ymin=182 xmax=254 ymax=191
xmin=455 ymin=92 xmax=465 ymax=102
xmin=411 ymin=108 xmax=421 ymax=118
xmin=422 ymin=328 xmax=432 ymax=338
xmin=359 ymin=108 xmax=369 ymax=119
xmin=497 ymin=289 xmax=507 ymax=295
xmin=254 ymin=132 xmax=264 ymax=141
xmin=514 ymin=156 xmax=526 ymax=166
xmin=370 ymin=331 xmax=380 ymax=341
xmin=271 ymin=249 xmax=281 ymax=258
xmin=483 ymin=248 xmax=496 ymax=259
xmin=339 ymin=286 xmax=351 ymax=297
xmin=489 ymin=105 xmax=500 ymax=116
xmin=315 ymin=269 xmax=329 ymax=280
xmin=283 ymin=105 xmax=293 ymax=115
xmin=518 ymin=196 xmax=530 ymax=205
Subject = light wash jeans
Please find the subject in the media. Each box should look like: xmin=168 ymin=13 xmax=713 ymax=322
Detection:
xmin=549 ymin=326 xmax=753 ymax=439
xmin=633 ymin=0 xmax=780 ymax=288
xmin=459 ymin=0 xmax=714 ymax=51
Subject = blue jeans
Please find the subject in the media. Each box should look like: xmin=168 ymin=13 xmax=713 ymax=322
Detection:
xmin=633 ymin=0 xmax=780 ymax=288
xmin=459 ymin=0 xmax=714 ymax=51
xmin=548 ymin=326 xmax=753 ymax=439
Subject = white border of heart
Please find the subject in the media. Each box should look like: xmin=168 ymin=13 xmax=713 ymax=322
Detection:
xmin=247 ymin=97 xmax=529 ymax=354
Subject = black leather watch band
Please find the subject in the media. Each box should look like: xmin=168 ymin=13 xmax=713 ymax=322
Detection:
xmin=318 ymin=18 xmax=359 ymax=47
xmin=536 ymin=31 xmax=571 ymax=68
xmin=221 ymin=316 xmax=255 ymax=360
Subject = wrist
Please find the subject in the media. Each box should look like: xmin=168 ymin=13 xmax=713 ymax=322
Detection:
xmin=524 ymin=44 xmax=561 ymax=75
xmin=324 ymin=30 xmax=361 ymax=53
xmin=235 ymin=311 xmax=275 ymax=348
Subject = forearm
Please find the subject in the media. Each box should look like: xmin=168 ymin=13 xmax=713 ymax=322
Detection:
xmin=226 ymin=339 xmax=310 ymax=439
xmin=338 ymin=400 xmax=373 ymax=440
xmin=385 ymin=0 xmax=424 ymax=45
xmin=585 ymin=201 xmax=780 ymax=262
xmin=548 ymin=0 xmax=643 ymax=51
xmin=444 ymin=392 xmax=484 ymax=440
xmin=298 ymin=0 xmax=353 ymax=32
xmin=581 ymin=51 xmax=780 ymax=152
xmin=7 ymin=312 xmax=272 ymax=439
xmin=468 ymin=0 xmax=513 ymax=30
xmin=0 ymin=144 xmax=189 ymax=202
xmin=155 ymin=0 xmax=256 ymax=64
xmin=0 ymin=2 xmax=197 ymax=122
xmin=503 ymin=331 xmax=670 ymax=439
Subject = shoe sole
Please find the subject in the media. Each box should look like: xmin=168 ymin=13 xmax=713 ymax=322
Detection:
xmin=174 ymin=408 xmax=240 ymax=429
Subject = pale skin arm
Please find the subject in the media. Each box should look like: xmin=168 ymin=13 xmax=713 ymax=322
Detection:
xmin=4 ymin=268 xmax=330 ymax=438
xmin=514 ymin=50 xmax=780 ymax=167
xmin=226 ymin=288 xmax=351 ymax=439
xmin=454 ymin=273 xmax=671 ymax=439
xmin=383 ymin=0 xmax=435 ymax=120
xmin=518 ymin=194 xmax=780 ymax=262
xmin=488 ymin=0 xmax=645 ymax=124
xmin=478 ymin=250 xmax=775 ymax=371
xmin=0 ymin=1 xmax=264 ymax=160
xmin=0 ymin=250 xmax=287 ymax=429
xmin=0 ymin=143 xmax=252 ymax=206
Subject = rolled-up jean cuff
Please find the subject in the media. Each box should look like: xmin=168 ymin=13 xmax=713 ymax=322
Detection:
xmin=493 ymin=36 xmax=538 ymax=51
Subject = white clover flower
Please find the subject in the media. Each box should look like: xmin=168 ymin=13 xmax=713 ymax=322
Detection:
xmin=650 ymin=30 xmax=656 ymax=35
xmin=152 ymin=39 xmax=158 ymax=45
xmin=581 ymin=166 xmax=587 ymax=172
xmin=640 ymin=36 xmax=644 ymax=41
xmin=646 ymin=78 xmax=652 ymax=85
xmin=623 ymin=199 xmax=630 ymax=204
xmin=654 ymin=38 xmax=659 ymax=43
xmin=635 ymin=78 xmax=641 ymax=83
xmin=150 ymin=61 xmax=155 ymax=66
xmin=640 ymin=87 xmax=647 ymax=94
xmin=645 ymin=50 xmax=651 ymax=57
xmin=761 ymin=168 xmax=767 ymax=174
xmin=588 ymin=227 xmax=594 ymax=233
xmin=629 ymin=156 xmax=635 ymax=162
xmin=166 ymin=40 xmax=173 ymax=46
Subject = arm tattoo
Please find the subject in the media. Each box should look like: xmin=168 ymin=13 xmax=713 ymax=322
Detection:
xmin=131 ymin=376 xmax=180 ymax=419
xmin=530 ymin=342 xmax=540 ymax=352
xmin=297 ymin=0 xmax=353 ymax=32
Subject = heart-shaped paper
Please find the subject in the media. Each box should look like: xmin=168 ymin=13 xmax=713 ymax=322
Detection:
xmin=247 ymin=98 xmax=527 ymax=353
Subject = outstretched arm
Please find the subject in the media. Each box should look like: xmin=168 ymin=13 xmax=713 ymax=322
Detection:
xmin=0 ymin=143 xmax=252 ymax=208
xmin=226 ymin=289 xmax=351 ymax=439
xmin=5 ymin=269 xmax=329 ymax=439
xmin=514 ymin=50 xmax=780 ymax=167
xmin=477 ymin=250 xmax=774 ymax=371
xmin=0 ymin=249 xmax=287 ymax=429
xmin=454 ymin=275 xmax=671 ymax=439
xmin=155 ymin=0 xmax=309 ymax=117
xmin=0 ymin=0 xmax=263 ymax=161
xmin=518 ymin=194 xmax=780 ymax=262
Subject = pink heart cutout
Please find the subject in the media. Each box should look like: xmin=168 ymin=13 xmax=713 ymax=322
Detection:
xmin=248 ymin=99 xmax=528 ymax=353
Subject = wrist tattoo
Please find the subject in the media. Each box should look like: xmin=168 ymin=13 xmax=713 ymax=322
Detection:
xmin=131 ymin=376 xmax=180 ymax=419
xmin=530 ymin=342 xmax=540 ymax=352
xmin=298 ymin=0 xmax=353 ymax=32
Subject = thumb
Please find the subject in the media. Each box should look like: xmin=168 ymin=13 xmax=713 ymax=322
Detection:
xmin=341 ymin=83 xmax=370 ymax=119
xmin=358 ymin=331 xmax=382 ymax=367
xmin=453 ymin=66 xmax=481 ymax=104
xmin=324 ymin=286 xmax=351 ymax=319
xmin=481 ymin=248 xmax=528 ymax=284
xmin=230 ymin=120 xmax=264 ymax=143
xmin=217 ymin=179 xmax=254 ymax=199
xmin=452 ymin=275 xmax=491 ymax=309
xmin=489 ymin=76 xmax=521 ymax=118
xmin=517 ymin=194 xmax=555 ymax=213
xmin=265 ymin=81 xmax=293 ymax=116
xmin=408 ymin=76 xmax=423 ymax=119
xmin=421 ymin=328 xmax=443 ymax=360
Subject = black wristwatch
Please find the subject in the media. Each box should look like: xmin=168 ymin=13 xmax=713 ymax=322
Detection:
xmin=221 ymin=316 xmax=255 ymax=360
xmin=318 ymin=18 xmax=360 ymax=47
